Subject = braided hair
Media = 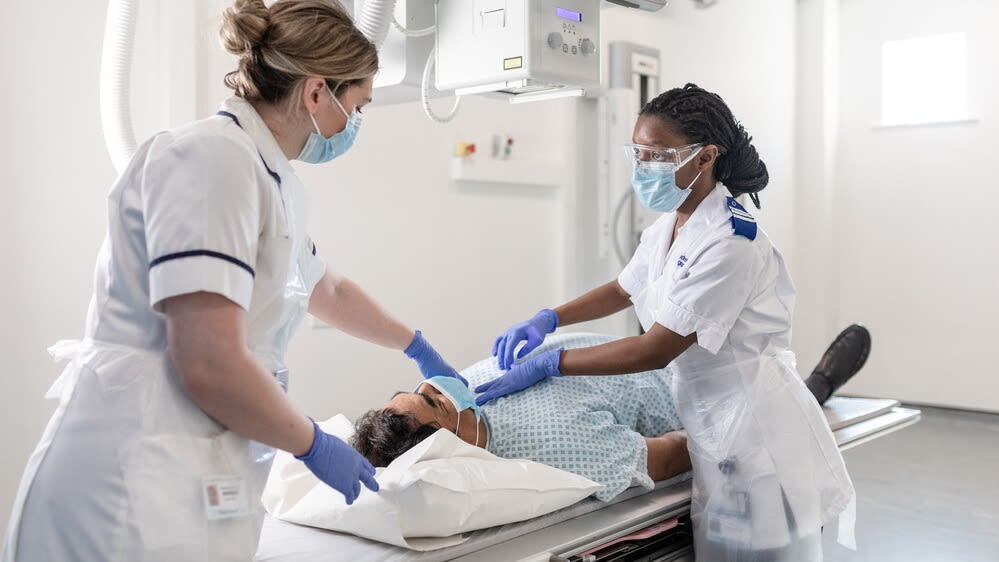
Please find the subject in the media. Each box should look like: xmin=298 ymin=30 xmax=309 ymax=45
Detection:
xmin=640 ymin=83 xmax=768 ymax=208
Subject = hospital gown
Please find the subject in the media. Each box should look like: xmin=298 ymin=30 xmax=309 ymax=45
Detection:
xmin=461 ymin=333 xmax=683 ymax=502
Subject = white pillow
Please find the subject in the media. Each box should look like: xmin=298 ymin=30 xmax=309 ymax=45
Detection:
xmin=261 ymin=414 xmax=602 ymax=551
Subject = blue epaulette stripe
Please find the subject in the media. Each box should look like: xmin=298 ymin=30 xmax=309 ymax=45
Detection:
xmin=726 ymin=196 xmax=757 ymax=241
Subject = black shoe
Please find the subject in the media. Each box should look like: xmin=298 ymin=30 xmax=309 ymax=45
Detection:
xmin=804 ymin=324 xmax=872 ymax=405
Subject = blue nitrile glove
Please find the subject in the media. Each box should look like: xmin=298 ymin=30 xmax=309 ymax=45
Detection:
xmin=492 ymin=309 xmax=559 ymax=371
xmin=475 ymin=348 xmax=564 ymax=406
xmin=405 ymin=330 xmax=468 ymax=386
xmin=295 ymin=421 xmax=379 ymax=505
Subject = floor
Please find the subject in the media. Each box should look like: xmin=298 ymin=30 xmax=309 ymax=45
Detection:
xmin=822 ymin=405 xmax=999 ymax=561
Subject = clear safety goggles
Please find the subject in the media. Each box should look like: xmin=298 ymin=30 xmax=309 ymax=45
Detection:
xmin=623 ymin=142 xmax=703 ymax=167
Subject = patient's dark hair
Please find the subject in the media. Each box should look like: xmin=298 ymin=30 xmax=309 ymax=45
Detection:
xmin=640 ymin=83 xmax=769 ymax=209
xmin=351 ymin=409 xmax=439 ymax=467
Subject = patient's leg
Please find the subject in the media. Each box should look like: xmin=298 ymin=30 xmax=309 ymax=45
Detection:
xmin=645 ymin=430 xmax=692 ymax=481
xmin=802 ymin=324 xmax=872 ymax=405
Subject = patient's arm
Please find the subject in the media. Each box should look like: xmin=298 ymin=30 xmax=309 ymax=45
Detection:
xmin=645 ymin=431 xmax=692 ymax=481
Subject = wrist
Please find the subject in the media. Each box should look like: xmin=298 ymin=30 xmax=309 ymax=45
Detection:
xmin=403 ymin=330 xmax=424 ymax=359
xmin=538 ymin=309 xmax=559 ymax=333
xmin=549 ymin=348 xmax=565 ymax=377
xmin=294 ymin=419 xmax=320 ymax=460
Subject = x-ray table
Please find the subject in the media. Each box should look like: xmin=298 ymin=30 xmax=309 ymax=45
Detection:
xmin=255 ymin=397 xmax=920 ymax=562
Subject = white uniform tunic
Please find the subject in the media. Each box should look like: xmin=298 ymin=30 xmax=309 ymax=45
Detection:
xmin=2 ymin=97 xmax=327 ymax=562
xmin=618 ymin=183 xmax=854 ymax=560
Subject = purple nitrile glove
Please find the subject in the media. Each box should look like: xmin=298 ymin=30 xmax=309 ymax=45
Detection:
xmin=492 ymin=309 xmax=559 ymax=371
xmin=295 ymin=421 xmax=379 ymax=505
xmin=405 ymin=330 xmax=468 ymax=386
xmin=475 ymin=348 xmax=564 ymax=406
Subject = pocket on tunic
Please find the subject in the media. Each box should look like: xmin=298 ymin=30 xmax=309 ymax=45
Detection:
xmin=119 ymin=432 xmax=260 ymax=559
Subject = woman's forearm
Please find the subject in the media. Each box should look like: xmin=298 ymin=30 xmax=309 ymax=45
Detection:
xmin=553 ymin=280 xmax=633 ymax=327
xmin=308 ymin=271 xmax=414 ymax=350
xmin=558 ymin=324 xmax=697 ymax=376
xmin=180 ymin=348 xmax=316 ymax=456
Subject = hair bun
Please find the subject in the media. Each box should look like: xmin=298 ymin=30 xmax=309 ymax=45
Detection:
xmin=220 ymin=0 xmax=271 ymax=57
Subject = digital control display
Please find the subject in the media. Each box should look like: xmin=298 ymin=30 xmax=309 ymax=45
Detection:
xmin=556 ymin=7 xmax=583 ymax=22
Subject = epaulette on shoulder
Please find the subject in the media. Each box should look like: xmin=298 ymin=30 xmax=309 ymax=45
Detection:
xmin=726 ymin=196 xmax=757 ymax=241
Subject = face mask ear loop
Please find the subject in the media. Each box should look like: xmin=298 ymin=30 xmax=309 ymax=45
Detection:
xmin=456 ymin=408 xmax=481 ymax=447
xmin=680 ymin=147 xmax=705 ymax=190
xmin=308 ymin=112 xmax=322 ymax=136
xmin=329 ymin=87 xmax=351 ymax=120
xmin=684 ymin=169 xmax=704 ymax=190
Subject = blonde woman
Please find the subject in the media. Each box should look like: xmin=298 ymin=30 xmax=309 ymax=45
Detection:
xmin=1 ymin=1 xmax=460 ymax=560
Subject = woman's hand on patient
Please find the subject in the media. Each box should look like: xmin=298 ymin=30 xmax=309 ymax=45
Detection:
xmin=492 ymin=309 xmax=559 ymax=370
xmin=296 ymin=420 xmax=379 ymax=505
xmin=475 ymin=348 xmax=564 ymax=406
xmin=405 ymin=330 xmax=468 ymax=386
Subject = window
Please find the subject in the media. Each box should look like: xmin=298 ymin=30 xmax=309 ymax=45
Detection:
xmin=880 ymin=32 xmax=971 ymax=126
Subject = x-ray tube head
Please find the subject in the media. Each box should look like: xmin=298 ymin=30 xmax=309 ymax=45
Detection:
xmin=435 ymin=0 xmax=602 ymax=103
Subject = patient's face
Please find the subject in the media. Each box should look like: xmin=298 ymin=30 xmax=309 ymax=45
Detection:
xmin=383 ymin=383 xmax=457 ymax=431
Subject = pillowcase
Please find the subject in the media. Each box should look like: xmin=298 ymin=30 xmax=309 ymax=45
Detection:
xmin=261 ymin=415 xmax=602 ymax=551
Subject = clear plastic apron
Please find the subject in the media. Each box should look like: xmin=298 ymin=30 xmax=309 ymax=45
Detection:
xmin=2 ymin=339 xmax=277 ymax=562
xmin=672 ymin=351 xmax=855 ymax=561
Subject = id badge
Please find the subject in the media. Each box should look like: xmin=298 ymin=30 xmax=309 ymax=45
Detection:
xmin=202 ymin=475 xmax=249 ymax=520
xmin=706 ymin=510 xmax=752 ymax=548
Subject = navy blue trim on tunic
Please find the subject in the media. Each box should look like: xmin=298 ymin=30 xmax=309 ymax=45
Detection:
xmin=149 ymin=250 xmax=255 ymax=278
xmin=216 ymin=111 xmax=282 ymax=186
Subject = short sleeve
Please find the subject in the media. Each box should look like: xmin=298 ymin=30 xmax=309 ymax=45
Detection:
xmin=142 ymin=133 xmax=265 ymax=311
xmin=653 ymin=236 xmax=760 ymax=353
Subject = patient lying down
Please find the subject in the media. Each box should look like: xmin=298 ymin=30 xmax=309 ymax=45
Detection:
xmin=352 ymin=330 xmax=869 ymax=503
xmin=353 ymin=334 xmax=690 ymax=502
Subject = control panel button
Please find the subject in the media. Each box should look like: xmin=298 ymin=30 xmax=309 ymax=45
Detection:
xmin=580 ymin=38 xmax=595 ymax=56
xmin=547 ymin=32 xmax=563 ymax=50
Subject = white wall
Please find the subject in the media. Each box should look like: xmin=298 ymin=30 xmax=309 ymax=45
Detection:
xmin=792 ymin=0 xmax=842 ymax=374
xmin=829 ymin=0 xmax=999 ymax=411
xmin=0 ymin=0 xmax=118 ymax=535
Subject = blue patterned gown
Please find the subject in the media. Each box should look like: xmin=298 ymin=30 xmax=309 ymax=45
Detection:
xmin=460 ymin=333 xmax=684 ymax=501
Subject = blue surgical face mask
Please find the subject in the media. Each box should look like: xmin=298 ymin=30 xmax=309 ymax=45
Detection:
xmin=631 ymin=148 xmax=703 ymax=213
xmin=297 ymin=87 xmax=362 ymax=164
xmin=420 ymin=376 xmax=483 ymax=447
